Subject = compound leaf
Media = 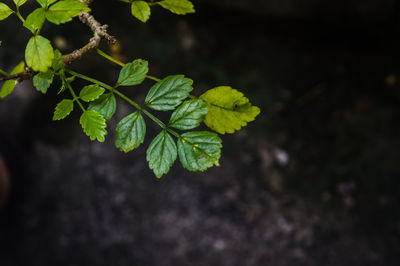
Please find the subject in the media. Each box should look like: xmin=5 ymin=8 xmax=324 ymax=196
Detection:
xmin=146 ymin=130 xmax=177 ymax=178
xmin=79 ymin=84 xmax=105 ymax=102
xmin=80 ymin=110 xmax=107 ymax=142
xmin=33 ymin=70 xmax=54 ymax=94
xmin=131 ymin=1 xmax=151 ymax=23
xmin=200 ymin=86 xmax=260 ymax=134
xmin=0 ymin=3 xmax=13 ymax=21
xmin=169 ymin=99 xmax=208 ymax=130
xmin=45 ymin=0 xmax=90 ymax=25
xmin=115 ymin=111 xmax=146 ymax=152
xmin=25 ymin=35 xmax=54 ymax=72
xmin=158 ymin=0 xmax=195 ymax=15
xmin=144 ymin=75 xmax=193 ymax=111
xmin=88 ymin=93 xmax=117 ymax=121
xmin=0 ymin=61 xmax=25 ymax=99
xmin=117 ymin=59 xmax=148 ymax=86
xmin=177 ymin=131 xmax=222 ymax=172
xmin=53 ymin=99 xmax=73 ymax=120
xmin=23 ymin=8 xmax=46 ymax=33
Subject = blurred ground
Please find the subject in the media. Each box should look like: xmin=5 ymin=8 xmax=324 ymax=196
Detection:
xmin=0 ymin=0 xmax=400 ymax=265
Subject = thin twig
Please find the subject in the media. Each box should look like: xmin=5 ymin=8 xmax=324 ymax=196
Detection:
xmin=0 ymin=67 xmax=34 ymax=82
xmin=62 ymin=12 xmax=116 ymax=64
xmin=1 ymin=1 xmax=116 ymax=82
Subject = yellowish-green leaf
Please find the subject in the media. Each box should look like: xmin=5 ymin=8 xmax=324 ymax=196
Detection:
xmin=23 ymin=8 xmax=46 ymax=33
xmin=88 ymin=93 xmax=117 ymax=122
xmin=200 ymin=86 xmax=260 ymax=134
xmin=131 ymin=1 xmax=151 ymax=23
xmin=14 ymin=0 xmax=28 ymax=7
xmin=0 ymin=62 xmax=25 ymax=99
xmin=158 ymin=0 xmax=195 ymax=15
xmin=144 ymin=75 xmax=193 ymax=111
xmin=169 ymin=99 xmax=208 ymax=130
xmin=25 ymin=35 xmax=54 ymax=72
xmin=117 ymin=59 xmax=148 ymax=86
xmin=33 ymin=70 xmax=54 ymax=94
xmin=45 ymin=0 xmax=91 ymax=25
xmin=79 ymin=84 xmax=105 ymax=102
xmin=53 ymin=99 xmax=74 ymax=120
xmin=80 ymin=110 xmax=107 ymax=142
xmin=0 ymin=3 xmax=13 ymax=21
xmin=36 ymin=0 xmax=58 ymax=7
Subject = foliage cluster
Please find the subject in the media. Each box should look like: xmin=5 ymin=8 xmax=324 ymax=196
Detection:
xmin=0 ymin=0 xmax=260 ymax=178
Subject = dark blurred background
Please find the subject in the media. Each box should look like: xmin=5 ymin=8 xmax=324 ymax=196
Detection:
xmin=1 ymin=0 xmax=400 ymax=265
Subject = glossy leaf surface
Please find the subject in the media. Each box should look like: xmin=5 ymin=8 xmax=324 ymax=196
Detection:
xmin=169 ymin=99 xmax=208 ymax=130
xmin=79 ymin=84 xmax=105 ymax=102
xmin=80 ymin=110 xmax=107 ymax=142
xmin=144 ymin=75 xmax=193 ymax=111
xmin=117 ymin=59 xmax=148 ymax=86
xmin=158 ymin=0 xmax=195 ymax=15
xmin=115 ymin=111 xmax=146 ymax=152
xmin=177 ymin=131 xmax=222 ymax=171
xmin=146 ymin=130 xmax=177 ymax=178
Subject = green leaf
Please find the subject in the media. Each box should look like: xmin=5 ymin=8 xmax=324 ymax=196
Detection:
xmin=79 ymin=84 xmax=105 ymax=102
xmin=23 ymin=8 xmax=46 ymax=33
xmin=53 ymin=99 xmax=74 ymax=120
xmin=0 ymin=3 xmax=13 ymax=21
xmin=177 ymin=131 xmax=222 ymax=172
xmin=0 ymin=61 xmax=25 ymax=99
xmin=13 ymin=0 xmax=28 ymax=8
xmin=146 ymin=130 xmax=177 ymax=178
xmin=115 ymin=111 xmax=146 ymax=152
xmin=33 ymin=70 xmax=54 ymax=94
xmin=36 ymin=0 xmax=58 ymax=7
xmin=45 ymin=0 xmax=91 ymax=25
xmin=158 ymin=0 xmax=195 ymax=15
xmin=52 ymin=49 xmax=64 ymax=71
xmin=25 ymin=35 xmax=54 ymax=72
xmin=117 ymin=59 xmax=148 ymax=86
xmin=169 ymin=99 xmax=208 ymax=130
xmin=88 ymin=93 xmax=117 ymax=122
xmin=80 ymin=110 xmax=107 ymax=142
xmin=200 ymin=86 xmax=260 ymax=134
xmin=144 ymin=75 xmax=193 ymax=111
xmin=131 ymin=1 xmax=151 ymax=23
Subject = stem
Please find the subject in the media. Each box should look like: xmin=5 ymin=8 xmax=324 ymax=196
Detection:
xmin=15 ymin=10 xmax=25 ymax=24
xmin=65 ymin=69 xmax=171 ymax=130
xmin=96 ymin=49 xmax=125 ymax=67
xmin=66 ymin=69 xmax=113 ymax=90
xmin=62 ymin=76 xmax=85 ymax=112
xmin=0 ymin=69 xmax=10 ymax=76
xmin=146 ymin=75 xmax=161 ymax=82
xmin=96 ymin=49 xmax=161 ymax=82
